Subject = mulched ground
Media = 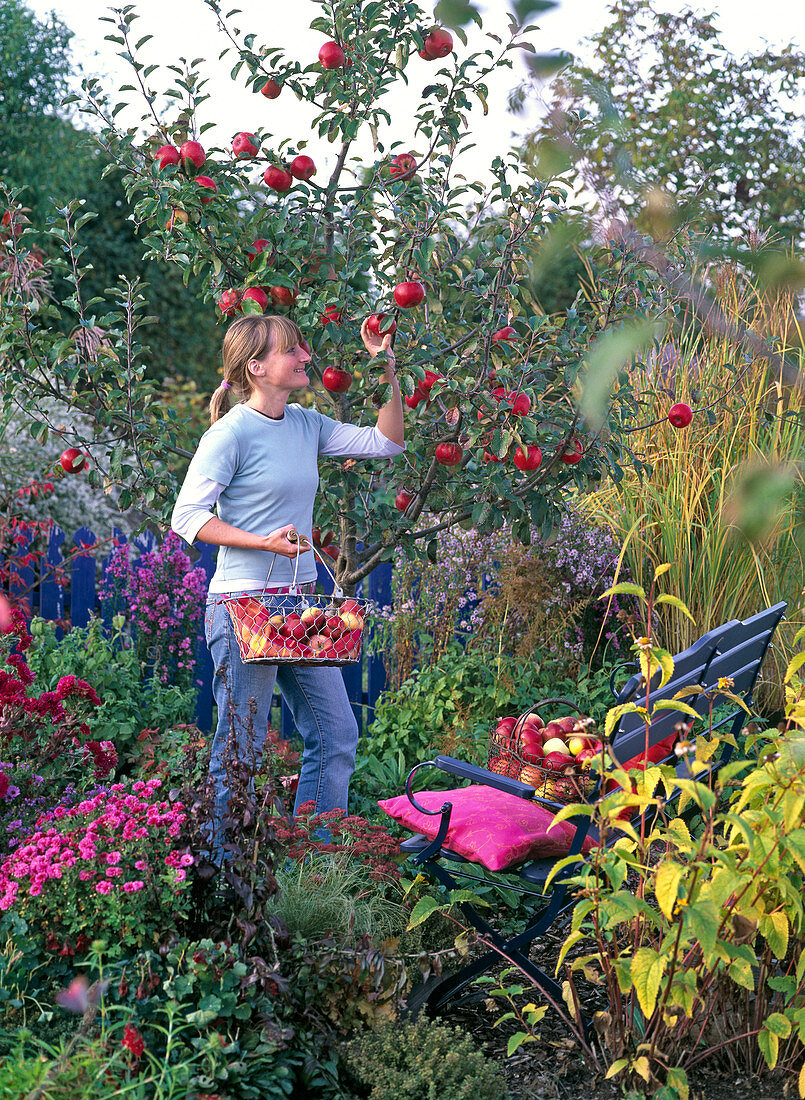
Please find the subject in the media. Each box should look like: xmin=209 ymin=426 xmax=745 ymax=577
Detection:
xmin=426 ymin=922 xmax=790 ymax=1100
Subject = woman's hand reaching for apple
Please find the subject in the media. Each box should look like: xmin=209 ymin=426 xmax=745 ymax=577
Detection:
xmin=360 ymin=317 xmax=396 ymax=370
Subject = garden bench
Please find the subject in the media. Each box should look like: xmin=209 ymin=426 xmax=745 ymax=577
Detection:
xmin=380 ymin=602 xmax=787 ymax=1020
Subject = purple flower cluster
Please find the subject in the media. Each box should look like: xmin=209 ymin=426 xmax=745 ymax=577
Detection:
xmin=369 ymin=512 xmax=631 ymax=666
xmin=100 ymin=532 xmax=207 ymax=689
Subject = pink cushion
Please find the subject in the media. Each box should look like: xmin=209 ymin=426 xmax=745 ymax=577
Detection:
xmin=378 ymin=786 xmax=595 ymax=872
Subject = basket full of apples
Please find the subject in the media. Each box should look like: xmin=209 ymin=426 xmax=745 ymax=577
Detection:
xmin=223 ymin=535 xmax=367 ymax=667
xmin=487 ymin=698 xmax=604 ymax=804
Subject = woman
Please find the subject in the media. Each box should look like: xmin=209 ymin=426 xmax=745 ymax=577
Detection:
xmin=171 ymin=313 xmax=404 ymax=858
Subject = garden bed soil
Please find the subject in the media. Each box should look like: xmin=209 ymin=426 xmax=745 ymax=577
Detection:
xmin=438 ymin=923 xmax=789 ymax=1100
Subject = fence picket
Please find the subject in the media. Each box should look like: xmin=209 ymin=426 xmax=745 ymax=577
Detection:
xmin=40 ymin=526 xmax=66 ymax=629
xmin=70 ymin=527 xmax=96 ymax=628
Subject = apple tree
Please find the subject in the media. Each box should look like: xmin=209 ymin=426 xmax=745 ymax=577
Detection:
xmin=1 ymin=0 xmax=659 ymax=593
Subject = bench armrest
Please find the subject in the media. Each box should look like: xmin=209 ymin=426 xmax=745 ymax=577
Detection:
xmin=432 ymin=755 xmax=536 ymax=798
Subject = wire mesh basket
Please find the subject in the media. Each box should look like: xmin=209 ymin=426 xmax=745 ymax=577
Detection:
xmin=487 ymin=697 xmax=599 ymax=804
xmin=224 ymin=537 xmax=368 ymax=667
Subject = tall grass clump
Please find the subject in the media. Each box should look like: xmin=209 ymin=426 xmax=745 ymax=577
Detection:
xmin=584 ymin=264 xmax=805 ymax=712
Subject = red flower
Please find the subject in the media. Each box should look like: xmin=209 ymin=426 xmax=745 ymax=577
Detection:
xmin=0 ymin=773 xmax=8 ymax=799
xmin=121 ymin=1023 xmax=145 ymax=1059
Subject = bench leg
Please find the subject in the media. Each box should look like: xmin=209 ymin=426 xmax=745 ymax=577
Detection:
xmin=412 ymin=859 xmax=590 ymax=1038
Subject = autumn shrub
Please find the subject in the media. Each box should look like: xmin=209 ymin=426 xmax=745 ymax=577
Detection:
xmin=342 ymin=1016 xmax=508 ymax=1100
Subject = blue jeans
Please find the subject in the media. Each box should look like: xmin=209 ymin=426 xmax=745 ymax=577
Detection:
xmin=204 ymin=592 xmax=360 ymax=860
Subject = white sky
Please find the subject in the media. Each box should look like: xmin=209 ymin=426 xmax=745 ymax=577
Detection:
xmin=26 ymin=0 xmax=804 ymax=188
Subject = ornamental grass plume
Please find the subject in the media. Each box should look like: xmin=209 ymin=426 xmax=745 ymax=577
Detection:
xmin=0 ymin=777 xmax=192 ymax=949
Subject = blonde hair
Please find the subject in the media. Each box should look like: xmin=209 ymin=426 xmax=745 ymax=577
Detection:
xmin=209 ymin=314 xmax=304 ymax=424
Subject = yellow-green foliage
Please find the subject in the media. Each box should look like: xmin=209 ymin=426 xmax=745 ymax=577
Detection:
xmin=551 ymin=632 xmax=805 ymax=1098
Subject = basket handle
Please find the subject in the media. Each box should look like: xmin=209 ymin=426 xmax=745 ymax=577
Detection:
xmin=260 ymin=530 xmax=344 ymax=599
xmin=261 ymin=530 xmax=305 ymax=595
xmin=511 ymin=697 xmax=595 ymax=742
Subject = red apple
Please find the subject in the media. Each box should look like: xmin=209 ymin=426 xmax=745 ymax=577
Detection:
xmin=389 ymin=153 xmax=417 ymax=181
xmin=60 ymin=447 xmax=87 ymax=474
xmin=179 ymin=140 xmax=205 ymax=172
xmin=393 ymin=281 xmax=425 ymax=308
xmin=395 ymin=489 xmax=413 ymax=512
xmin=154 ymin=144 xmax=180 ymax=170
xmin=342 ymin=628 xmax=363 ymax=655
xmin=241 ymin=287 xmax=269 ymax=312
xmin=519 ymin=713 xmax=545 ymax=733
xmin=541 ymin=721 xmax=564 ymax=741
xmin=300 ymin=607 xmax=326 ymax=633
xmin=194 ymin=175 xmax=217 ymax=204
xmin=575 ymin=748 xmax=597 ymax=767
xmin=543 ymin=751 xmax=574 ymax=771
xmin=263 ymin=165 xmax=293 ymax=192
xmin=435 ymin=442 xmax=463 ymax=466
xmin=489 ymin=754 xmax=516 ymax=777
xmin=268 ymin=613 xmax=285 ymax=631
xmin=366 ymin=312 xmax=396 ymax=337
xmin=322 ymin=367 xmax=352 ymax=393
xmin=496 ymin=716 xmax=518 ymax=737
xmin=324 ymin=614 xmax=346 ymax=640
xmin=318 ymin=41 xmax=346 ymax=69
xmin=340 ymin=598 xmax=363 ymax=617
xmin=405 ymin=389 xmax=425 ymax=409
xmin=232 ymin=132 xmax=258 ymax=158
xmin=559 ymin=438 xmax=583 ymax=465
xmin=519 ymin=764 xmax=546 ymax=788
xmin=290 ymin=155 xmax=316 ymax=180
xmin=506 ymin=391 xmax=531 ymax=416
xmin=513 ymin=445 xmax=542 ymax=471
xmin=247 ymin=238 xmax=272 ymax=265
xmin=491 ymin=326 xmax=517 ymax=344
xmin=269 ymin=285 xmax=297 ymax=308
xmin=568 ymin=734 xmax=596 ymax=757
xmin=309 ymin=634 xmax=330 ymax=654
xmin=668 ymin=402 xmax=693 ymax=428
xmin=421 ymin=28 xmax=453 ymax=59
xmin=339 ymin=611 xmax=362 ymax=632
xmin=557 ymin=716 xmax=578 ymax=735
xmin=218 ymin=289 xmax=241 ymax=317
xmin=419 ymin=369 xmax=441 ymax=393
xmin=483 ymin=448 xmax=502 ymax=464
xmin=320 ymin=305 xmax=342 ymax=326
xmin=260 ymin=78 xmax=281 ymax=99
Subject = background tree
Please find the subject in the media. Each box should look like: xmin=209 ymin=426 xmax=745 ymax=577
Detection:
xmin=0 ymin=0 xmax=220 ymax=388
xmin=511 ymin=0 xmax=805 ymax=253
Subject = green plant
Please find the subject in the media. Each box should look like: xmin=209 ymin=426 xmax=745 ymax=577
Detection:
xmin=342 ymin=1015 xmax=508 ymax=1099
xmin=26 ymin=616 xmax=197 ymax=764
xmin=266 ymin=856 xmax=406 ymax=942
xmin=367 ymin=643 xmax=613 ymax=772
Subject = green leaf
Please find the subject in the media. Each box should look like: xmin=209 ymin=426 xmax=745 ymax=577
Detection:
xmin=507 ymin=1031 xmax=536 ymax=1056
xmin=580 ymin=318 xmax=658 ymax=429
xmin=600 ymin=581 xmax=646 ymax=600
xmin=764 ymin=1012 xmax=792 ymax=1038
xmin=666 ymin=1066 xmax=689 ymax=1100
xmin=655 ymin=593 xmax=696 ymax=623
xmin=758 ymin=1027 xmax=779 ymax=1069
xmin=406 ymin=896 xmax=443 ymax=930
xmin=630 ymin=946 xmax=666 ymax=1017
xmin=654 ymin=860 xmax=683 ymax=920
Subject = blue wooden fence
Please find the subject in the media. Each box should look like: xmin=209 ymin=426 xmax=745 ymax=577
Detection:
xmin=6 ymin=526 xmax=392 ymax=739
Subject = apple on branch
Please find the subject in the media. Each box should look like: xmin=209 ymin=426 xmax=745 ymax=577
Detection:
xmin=232 ymin=132 xmax=259 ymax=158
xmin=179 ymin=140 xmax=205 ymax=173
xmin=260 ymin=78 xmax=281 ymax=98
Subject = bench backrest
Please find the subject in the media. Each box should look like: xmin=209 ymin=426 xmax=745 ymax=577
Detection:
xmin=610 ymin=602 xmax=786 ymax=763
